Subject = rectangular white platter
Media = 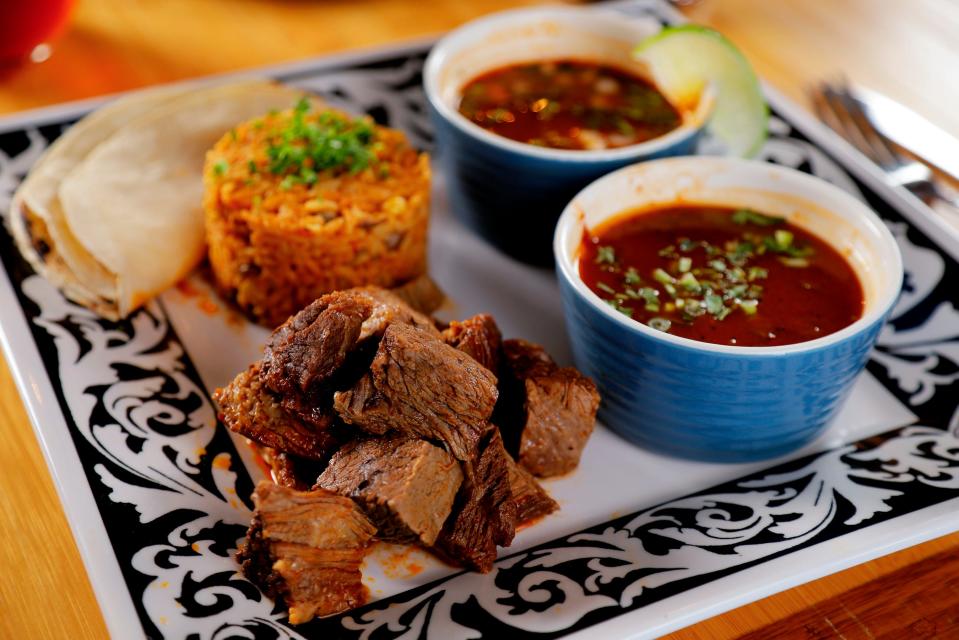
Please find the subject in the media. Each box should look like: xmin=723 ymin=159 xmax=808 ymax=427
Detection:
xmin=0 ymin=1 xmax=958 ymax=638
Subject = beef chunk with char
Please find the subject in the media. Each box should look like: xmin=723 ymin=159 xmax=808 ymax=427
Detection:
xmin=316 ymin=435 xmax=463 ymax=546
xmin=334 ymin=323 xmax=498 ymax=461
xmin=262 ymin=293 xmax=373 ymax=400
xmin=496 ymin=339 xmax=600 ymax=477
xmin=433 ymin=429 xmax=516 ymax=572
xmin=260 ymin=288 xmax=438 ymax=426
xmin=441 ymin=313 xmax=502 ymax=372
xmin=506 ymin=450 xmax=559 ymax=526
xmin=214 ymin=363 xmax=339 ymax=460
xmin=236 ymin=482 xmax=376 ymax=624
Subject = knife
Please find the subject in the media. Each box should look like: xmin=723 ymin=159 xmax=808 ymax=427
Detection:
xmin=850 ymin=85 xmax=959 ymax=183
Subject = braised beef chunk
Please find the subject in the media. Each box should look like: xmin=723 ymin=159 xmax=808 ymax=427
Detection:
xmin=260 ymin=288 xmax=438 ymax=428
xmin=355 ymin=287 xmax=439 ymax=341
xmin=506 ymin=452 xmax=559 ymax=526
xmin=271 ymin=452 xmax=329 ymax=491
xmin=434 ymin=429 xmax=516 ymax=572
xmin=389 ymin=274 xmax=446 ymax=316
xmin=441 ymin=314 xmax=502 ymax=372
xmin=262 ymin=293 xmax=374 ymax=399
xmin=497 ymin=339 xmax=600 ymax=477
xmin=334 ymin=323 xmax=498 ymax=461
xmin=316 ymin=436 xmax=463 ymax=546
xmin=236 ymin=482 xmax=376 ymax=623
xmin=214 ymin=364 xmax=339 ymax=460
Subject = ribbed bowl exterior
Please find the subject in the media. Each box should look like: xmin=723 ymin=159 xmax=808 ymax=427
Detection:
xmin=429 ymin=105 xmax=700 ymax=265
xmin=557 ymin=275 xmax=888 ymax=462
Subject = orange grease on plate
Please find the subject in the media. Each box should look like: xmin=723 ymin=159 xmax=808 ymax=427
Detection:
xmin=212 ymin=454 xmax=232 ymax=470
xmin=199 ymin=299 xmax=219 ymax=315
xmin=373 ymin=542 xmax=430 ymax=579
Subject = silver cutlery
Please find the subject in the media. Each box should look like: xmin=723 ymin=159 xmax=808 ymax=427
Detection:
xmin=812 ymin=80 xmax=959 ymax=210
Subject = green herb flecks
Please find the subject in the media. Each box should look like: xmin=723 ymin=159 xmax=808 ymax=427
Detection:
xmin=266 ymin=98 xmax=378 ymax=188
xmin=732 ymin=209 xmax=786 ymax=226
xmin=212 ymin=159 xmax=229 ymax=177
xmin=595 ymin=245 xmax=617 ymax=266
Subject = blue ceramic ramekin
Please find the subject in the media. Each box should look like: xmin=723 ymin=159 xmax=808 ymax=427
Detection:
xmin=553 ymin=157 xmax=904 ymax=462
xmin=423 ymin=6 xmax=712 ymax=265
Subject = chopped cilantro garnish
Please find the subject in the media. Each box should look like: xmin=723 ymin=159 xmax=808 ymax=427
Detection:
xmin=266 ymin=98 xmax=378 ymax=188
xmin=732 ymin=209 xmax=785 ymax=226
xmin=212 ymin=159 xmax=229 ymax=176
xmin=595 ymin=245 xmax=617 ymax=265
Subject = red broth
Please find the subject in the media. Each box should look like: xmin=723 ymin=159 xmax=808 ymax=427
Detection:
xmin=578 ymin=206 xmax=865 ymax=346
xmin=458 ymin=60 xmax=682 ymax=150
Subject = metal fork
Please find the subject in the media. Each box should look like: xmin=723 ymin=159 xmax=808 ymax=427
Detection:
xmin=812 ymin=80 xmax=959 ymax=208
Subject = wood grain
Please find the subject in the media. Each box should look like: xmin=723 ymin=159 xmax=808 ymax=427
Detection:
xmin=1 ymin=1 xmax=957 ymax=639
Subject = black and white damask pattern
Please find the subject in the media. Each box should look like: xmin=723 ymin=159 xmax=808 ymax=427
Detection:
xmin=0 ymin=2 xmax=957 ymax=638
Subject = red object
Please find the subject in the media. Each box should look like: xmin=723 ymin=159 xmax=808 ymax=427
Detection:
xmin=0 ymin=0 xmax=75 ymax=61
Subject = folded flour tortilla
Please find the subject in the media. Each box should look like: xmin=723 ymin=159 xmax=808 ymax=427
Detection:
xmin=9 ymin=79 xmax=307 ymax=320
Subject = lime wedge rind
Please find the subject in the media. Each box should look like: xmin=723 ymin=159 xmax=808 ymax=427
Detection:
xmin=634 ymin=25 xmax=769 ymax=158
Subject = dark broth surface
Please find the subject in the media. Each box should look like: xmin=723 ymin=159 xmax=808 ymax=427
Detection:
xmin=579 ymin=205 xmax=865 ymax=346
xmin=458 ymin=59 xmax=682 ymax=150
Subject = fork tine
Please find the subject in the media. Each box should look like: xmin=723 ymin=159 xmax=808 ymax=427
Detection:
xmin=831 ymin=80 xmax=901 ymax=168
xmin=811 ymin=83 xmax=847 ymax=134
xmin=817 ymin=83 xmax=883 ymax=164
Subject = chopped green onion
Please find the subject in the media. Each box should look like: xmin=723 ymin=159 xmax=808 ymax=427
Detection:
xmin=678 ymin=256 xmax=692 ymax=273
xmin=739 ymin=299 xmax=759 ymax=315
xmin=774 ymin=229 xmax=794 ymax=249
xmin=624 ymin=267 xmax=642 ymax=285
xmin=638 ymin=287 xmax=660 ymax=305
xmin=212 ymin=159 xmax=229 ymax=176
xmin=732 ymin=209 xmax=786 ymax=226
xmin=747 ymin=266 xmax=768 ymax=280
xmin=648 ymin=317 xmax=671 ymax=332
xmin=708 ymin=259 xmax=727 ymax=272
xmin=678 ymin=271 xmax=701 ymax=292
xmin=597 ymin=282 xmax=617 ymax=295
xmin=705 ymin=293 xmax=725 ymax=316
xmin=653 ymin=268 xmax=675 ymax=284
xmin=779 ymin=256 xmax=810 ymax=268
xmin=606 ymin=299 xmax=633 ymax=317
xmin=596 ymin=246 xmax=616 ymax=265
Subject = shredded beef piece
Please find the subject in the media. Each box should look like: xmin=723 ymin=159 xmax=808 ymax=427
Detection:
xmin=433 ymin=429 xmax=516 ymax=572
xmin=389 ymin=274 xmax=446 ymax=315
xmin=441 ymin=313 xmax=502 ymax=372
xmin=236 ymin=482 xmax=376 ymax=624
xmin=214 ymin=363 xmax=338 ymax=460
xmin=496 ymin=339 xmax=600 ymax=477
xmin=334 ymin=323 xmax=498 ymax=461
xmin=506 ymin=451 xmax=559 ymax=526
xmin=316 ymin=436 xmax=462 ymax=546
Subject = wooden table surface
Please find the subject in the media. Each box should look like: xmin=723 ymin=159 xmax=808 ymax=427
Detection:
xmin=1 ymin=1 xmax=957 ymax=638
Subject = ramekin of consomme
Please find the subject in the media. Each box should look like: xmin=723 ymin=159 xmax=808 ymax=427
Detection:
xmin=554 ymin=157 xmax=903 ymax=462
xmin=423 ymin=6 xmax=712 ymax=265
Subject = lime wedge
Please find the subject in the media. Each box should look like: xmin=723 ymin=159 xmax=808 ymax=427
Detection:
xmin=634 ymin=25 xmax=768 ymax=157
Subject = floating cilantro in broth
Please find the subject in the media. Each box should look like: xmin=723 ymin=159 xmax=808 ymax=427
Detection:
xmin=731 ymin=208 xmax=785 ymax=226
xmin=583 ymin=207 xmax=818 ymax=333
xmin=264 ymin=98 xmax=379 ymax=188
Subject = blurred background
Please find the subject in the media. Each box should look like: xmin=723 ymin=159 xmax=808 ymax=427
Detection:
xmin=1 ymin=0 xmax=957 ymax=138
